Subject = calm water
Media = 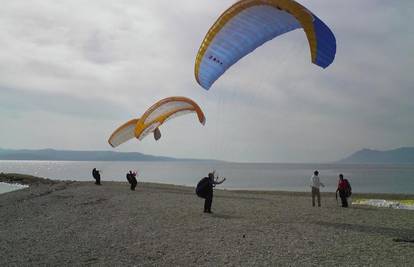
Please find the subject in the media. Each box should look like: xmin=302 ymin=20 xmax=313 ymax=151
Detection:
xmin=0 ymin=160 xmax=413 ymax=194
xmin=0 ymin=182 xmax=28 ymax=194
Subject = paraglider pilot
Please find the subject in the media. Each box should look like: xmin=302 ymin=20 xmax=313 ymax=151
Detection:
xmin=336 ymin=174 xmax=352 ymax=207
xmin=310 ymin=170 xmax=324 ymax=207
xmin=126 ymin=170 xmax=138 ymax=191
xmin=196 ymin=171 xmax=226 ymax=213
xmin=92 ymin=168 xmax=101 ymax=185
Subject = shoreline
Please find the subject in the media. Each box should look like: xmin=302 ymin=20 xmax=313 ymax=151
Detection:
xmin=1 ymin=173 xmax=413 ymax=200
xmin=2 ymin=160 xmax=414 ymax=195
xmin=0 ymin=172 xmax=60 ymax=185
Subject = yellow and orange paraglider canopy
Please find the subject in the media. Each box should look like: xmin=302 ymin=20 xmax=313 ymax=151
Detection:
xmin=108 ymin=97 xmax=206 ymax=148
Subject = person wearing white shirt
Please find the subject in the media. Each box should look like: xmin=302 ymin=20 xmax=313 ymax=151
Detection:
xmin=310 ymin=170 xmax=325 ymax=207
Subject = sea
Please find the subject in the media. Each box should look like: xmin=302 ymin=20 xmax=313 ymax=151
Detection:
xmin=0 ymin=160 xmax=413 ymax=194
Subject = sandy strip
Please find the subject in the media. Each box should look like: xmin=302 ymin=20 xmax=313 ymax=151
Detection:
xmin=0 ymin=174 xmax=413 ymax=266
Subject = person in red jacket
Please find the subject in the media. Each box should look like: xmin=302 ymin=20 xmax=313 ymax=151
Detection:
xmin=336 ymin=174 xmax=352 ymax=207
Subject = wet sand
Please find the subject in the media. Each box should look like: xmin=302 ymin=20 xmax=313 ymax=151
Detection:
xmin=0 ymin=174 xmax=413 ymax=266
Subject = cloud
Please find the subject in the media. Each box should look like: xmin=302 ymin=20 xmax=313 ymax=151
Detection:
xmin=0 ymin=0 xmax=413 ymax=162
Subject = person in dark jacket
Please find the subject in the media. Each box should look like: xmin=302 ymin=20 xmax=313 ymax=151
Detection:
xmin=92 ymin=168 xmax=101 ymax=185
xmin=336 ymin=174 xmax=352 ymax=207
xmin=196 ymin=171 xmax=226 ymax=213
xmin=126 ymin=170 xmax=138 ymax=191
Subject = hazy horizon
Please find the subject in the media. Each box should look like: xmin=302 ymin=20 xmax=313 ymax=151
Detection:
xmin=1 ymin=1 xmax=413 ymax=162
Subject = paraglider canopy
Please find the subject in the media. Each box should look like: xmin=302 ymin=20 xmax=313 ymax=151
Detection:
xmin=195 ymin=0 xmax=337 ymax=89
xmin=108 ymin=96 xmax=206 ymax=148
xmin=134 ymin=96 xmax=206 ymax=141
xmin=108 ymin=119 xmax=139 ymax=148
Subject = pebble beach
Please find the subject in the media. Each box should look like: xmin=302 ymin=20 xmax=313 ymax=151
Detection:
xmin=0 ymin=174 xmax=413 ymax=266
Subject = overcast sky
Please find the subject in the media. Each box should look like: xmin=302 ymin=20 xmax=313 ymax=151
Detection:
xmin=0 ymin=0 xmax=413 ymax=162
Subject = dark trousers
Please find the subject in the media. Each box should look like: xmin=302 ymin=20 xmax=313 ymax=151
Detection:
xmin=130 ymin=180 xmax=137 ymax=191
xmin=204 ymin=191 xmax=213 ymax=212
xmin=339 ymin=190 xmax=348 ymax=207
xmin=95 ymin=175 xmax=101 ymax=185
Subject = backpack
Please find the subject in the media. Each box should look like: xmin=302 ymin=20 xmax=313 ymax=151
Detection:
xmin=344 ymin=179 xmax=352 ymax=197
xmin=92 ymin=169 xmax=97 ymax=179
xmin=195 ymin=177 xmax=210 ymax=198
xmin=126 ymin=173 xmax=132 ymax=184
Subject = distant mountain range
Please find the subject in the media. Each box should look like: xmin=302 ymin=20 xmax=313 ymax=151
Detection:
xmin=339 ymin=147 xmax=414 ymax=164
xmin=1 ymin=147 xmax=413 ymax=163
xmin=0 ymin=148 xmax=214 ymax=162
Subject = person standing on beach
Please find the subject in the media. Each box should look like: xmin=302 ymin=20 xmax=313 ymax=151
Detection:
xmin=126 ymin=170 xmax=138 ymax=191
xmin=336 ymin=174 xmax=351 ymax=207
xmin=196 ymin=171 xmax=226 ymax=213
xmin=92 ymin=168 xmax=101 ymax=185
xmin=310 ymin=170 xmax=324 ymax=207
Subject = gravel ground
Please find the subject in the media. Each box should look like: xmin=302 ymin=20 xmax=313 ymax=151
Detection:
xmin=0 ymin=175 xmax=413 ymax=266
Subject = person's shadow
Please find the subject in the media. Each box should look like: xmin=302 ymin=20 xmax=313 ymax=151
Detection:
xmin=210 ymin=213 xmax=243 ymax=220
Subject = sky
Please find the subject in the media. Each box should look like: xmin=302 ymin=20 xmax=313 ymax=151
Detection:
xmin=0 ymin=0 xmax=413 ymax=162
